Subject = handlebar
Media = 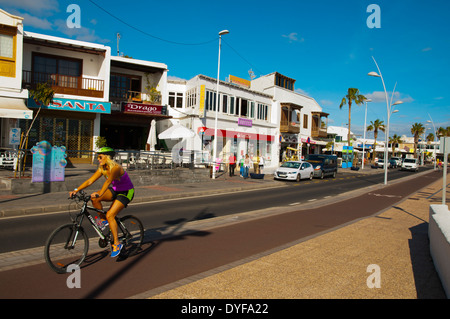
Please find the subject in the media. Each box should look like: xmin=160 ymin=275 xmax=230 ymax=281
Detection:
xmin=69 ymin=190 xmax=91 ymax=202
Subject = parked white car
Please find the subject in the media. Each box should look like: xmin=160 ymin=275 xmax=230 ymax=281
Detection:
xmin=274 ymin=161 xmax=314 ymax=182
xmin=376 ymin=158 xmax=390 ymax=169
xmin=401 ymin=158 xmax=419 ymax=172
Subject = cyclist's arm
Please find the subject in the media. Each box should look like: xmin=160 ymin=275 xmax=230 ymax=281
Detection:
xmin=70 ymin=168 xmax=102 ymax=196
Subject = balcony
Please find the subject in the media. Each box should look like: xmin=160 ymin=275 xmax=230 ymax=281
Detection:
xmin=311 ymin=127 xmax=328 ymax=138
xmin=280 ymin=120 xmax=300 ymax=134
xmin=311 ymin=111 xmax=329 ymax=138
xmin=22 ymin=70 xmax=104 ymax=98
xmin=110 ymin=89 xmax=162 ymax=105
xmin=280 ymin=103 xmax=302 ymax=134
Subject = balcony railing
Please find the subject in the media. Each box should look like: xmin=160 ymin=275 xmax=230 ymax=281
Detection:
xmin=311 ymin=127 xmax=327 ymax=138
xmin=280 ymin=120 xmax=300 ymax=134
xmin=23 ymin=70 xmax=104 ymax=98
xmin=110 ymin=88 xmax=162 ymax=105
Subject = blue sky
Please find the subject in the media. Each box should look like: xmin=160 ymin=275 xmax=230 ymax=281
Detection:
xmin=2 ymin=0 xmax=449 ymax=140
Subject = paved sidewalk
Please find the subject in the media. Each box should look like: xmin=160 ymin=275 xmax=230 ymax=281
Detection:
xmin=146 ymin=172 xmax=449 ymax=299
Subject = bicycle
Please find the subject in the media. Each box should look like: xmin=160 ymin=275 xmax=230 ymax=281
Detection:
xmin=44 ymin=190 xmax=144 ymax=274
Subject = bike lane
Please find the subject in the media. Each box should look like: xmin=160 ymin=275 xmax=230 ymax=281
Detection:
xmin=0 ymin=171 xmax=441 ymax=299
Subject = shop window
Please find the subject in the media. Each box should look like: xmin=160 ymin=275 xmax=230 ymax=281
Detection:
xmin=19 ymin=117 xmax=93 ymax=160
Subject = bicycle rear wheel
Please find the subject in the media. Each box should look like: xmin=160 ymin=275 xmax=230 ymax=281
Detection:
xmin=44 ymin=224 xmax=89 ymax=274
xmin=117 ymin=215 xmax=144 ymax=256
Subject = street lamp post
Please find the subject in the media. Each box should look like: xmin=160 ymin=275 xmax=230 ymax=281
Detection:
xmin=212 ymin=30 xmax=229 ymax=179
xmin=427 ymin=115 xmax=437 ymax=170
xmin=368 ymin=56 xmax=403 ymax=185
xmin=362 ymin=99 xmax=372 ymax=170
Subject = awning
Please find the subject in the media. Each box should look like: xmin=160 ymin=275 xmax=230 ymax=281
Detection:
xmin=0 ymin=97 xmax=33 ymax=119
xmin=198 ymin=127 xmax=275 ymax=142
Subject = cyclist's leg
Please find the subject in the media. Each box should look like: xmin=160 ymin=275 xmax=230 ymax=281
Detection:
xmin=106 ymin=199 xmax=125 ymax=246
xmin=92 ymin=188 xmax=114 ymax=219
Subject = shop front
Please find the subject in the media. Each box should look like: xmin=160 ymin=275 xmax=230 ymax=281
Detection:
xmin=23 ymin=97 xmax=111 ymax=163
xmin=100 ymin=101 xmax=170 ymax=151
xmin=198 ymin=126 xmax=275 ymax=167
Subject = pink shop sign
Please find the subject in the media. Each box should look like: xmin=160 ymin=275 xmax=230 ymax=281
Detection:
xmin=238 ymin=118 xmax=252 ymax=127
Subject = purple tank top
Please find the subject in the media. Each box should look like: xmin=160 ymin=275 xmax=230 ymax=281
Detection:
xmin=111 ymin=171 xmax=134 ymax=192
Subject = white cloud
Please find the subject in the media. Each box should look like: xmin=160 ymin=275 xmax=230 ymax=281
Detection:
xmin=320 ymin=99 xmax=334 ymax=106
xmin=422 ymin=47 xmax=432 ymax=52
xmin=0 ymin=0 xmax=60 ymax=15
xmin=365 ymin=91 xmax=414 ymax=104
xmin=54 ymin=19 xmax=110 ymax=43
xmin=19 ymin=13 xmax=52 ymax=30
xmin=282 ymin=32 xmax=304 ymax=43
xmin=168 ymin=76 xmax=188 ymax=82
xmin=295 ymin=88 xmax=309 ymax=96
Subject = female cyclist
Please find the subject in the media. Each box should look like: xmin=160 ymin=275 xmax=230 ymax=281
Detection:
xmin=69 ymin=147 xmax=135 ymax=257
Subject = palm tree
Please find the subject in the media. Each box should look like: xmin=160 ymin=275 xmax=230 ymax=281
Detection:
xmin=389 ymin=134 xmax=402 ymax=156
xmin=437 ymin=126 xmax=450 ymax=137
xmin=367 ymin=119 xmax=385 ymax=162
xmin=426 ymin=133 xmax=435 ymax=143
xmin=339 ymin=88 xmax=366 ymax=147
xmin=411 ymin=122 xmax=425 ymax=158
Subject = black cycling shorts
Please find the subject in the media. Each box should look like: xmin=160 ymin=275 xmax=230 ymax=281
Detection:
xmin=110 ymin=188 xmax=135 ymax=207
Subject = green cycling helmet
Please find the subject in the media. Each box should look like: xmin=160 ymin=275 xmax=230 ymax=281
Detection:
xmin=96 ymin=146 xmax=115 ymax=157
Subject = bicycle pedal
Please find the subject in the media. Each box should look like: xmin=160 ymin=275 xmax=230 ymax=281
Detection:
xmin=98 ymin=238 xmax=108 ymax=248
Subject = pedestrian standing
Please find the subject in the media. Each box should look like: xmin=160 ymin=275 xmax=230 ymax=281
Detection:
xmin=228 ymin=153 xmax=236 ymax=176
xmin=244 ymin=154 xmax=251 ymax=178
xmin=259 ymin=155 xmax=264 ymax=174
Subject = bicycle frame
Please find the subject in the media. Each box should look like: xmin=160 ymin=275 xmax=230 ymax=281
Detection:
xmin=70 ymin=194 xmax=109 ymax=246
xmin=71 ymin=192 xmax=130 ymax=246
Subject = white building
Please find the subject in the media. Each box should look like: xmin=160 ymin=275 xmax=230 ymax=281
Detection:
xmin=0 ymin=9 xmax=32 ymax=152
xmin=160 ymin=72 xmax=329 ymax=170
xmin=21 ymin=31 xmax=111 ymax=163
xmin=251 ymin=72 xmax=329 ymax=161
xmin=162 ymin=74 xmax=277 ymax=168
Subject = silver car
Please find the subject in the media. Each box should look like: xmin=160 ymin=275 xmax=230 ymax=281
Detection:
xmin=274 ymin=161 xmax=314 ymax=182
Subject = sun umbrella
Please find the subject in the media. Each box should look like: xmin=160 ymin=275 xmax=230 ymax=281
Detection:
xmin=147 ymin=119 xmax=157 ymax=151
xmin=158 ymin=123 xmax=195 ymax=140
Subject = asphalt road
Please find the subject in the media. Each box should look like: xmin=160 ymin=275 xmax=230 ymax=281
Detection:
xmin=0 ymin=168 xmax=440 ymax=299
xmin=0 ymin=168 xmax=423 ymax=253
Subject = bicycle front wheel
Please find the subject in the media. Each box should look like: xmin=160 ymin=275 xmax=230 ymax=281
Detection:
xmin=117 ymin=215 xmax=144 ymax=256
xmin=44 ymin=224 xmax=89 ymax=274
